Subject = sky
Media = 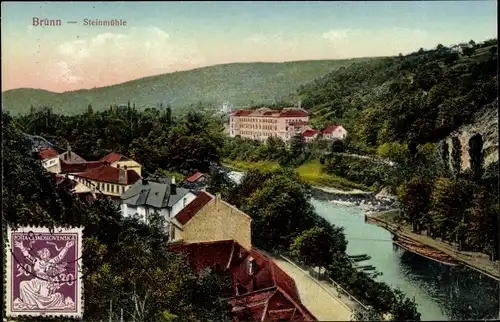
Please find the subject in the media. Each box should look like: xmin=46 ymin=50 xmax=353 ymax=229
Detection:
xmin=1 ymin=1 xmax=497 ymax=92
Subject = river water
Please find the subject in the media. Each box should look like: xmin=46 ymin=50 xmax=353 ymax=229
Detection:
xmin=227 ymin=171 xmax=499 ymax=320
xmin=313 ymin=198 xmax=499 ymax=321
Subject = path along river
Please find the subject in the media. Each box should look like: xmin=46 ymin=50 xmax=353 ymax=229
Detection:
xmin=227 ymin=171 xmax=499 ymax=321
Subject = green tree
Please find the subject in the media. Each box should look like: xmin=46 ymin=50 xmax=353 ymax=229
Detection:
xmin=289 ymin=133 xmax=306 ymax=156
xmin=290 ymin=226 xmax=338 ymax=274
xmin=397 ymin=177 xmax=432 ymax=233
xmin=468 ymin=134 xmax=484 ymax=181
xmin=451 ymin=136 xmax=462 ymax=177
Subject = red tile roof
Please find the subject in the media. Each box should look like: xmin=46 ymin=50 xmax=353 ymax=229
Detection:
xmin=59 ymin=160 xmax=106 ymax=174
xmin=76 ymin=165 xmax=141 ymax=185
xmin=39 ymin=148 xmax=59 ymax=160
xmin=322 ymin=125 xmax=339 ymax=134
xmin=279 ymin=109 xmax=308 ymax=118
xmin=230 ymin=110 xmax=253 ymax=117
xmin=168 ymin=240 xmax=316 ymax=321
xmin=99 ymin=152 xmax=130 ymax=163
xmin=302 ymin=129 xmax=319 ymax=138
xmin=185 ymin=171 xmax=205 ymax=183
xmin=230 ymin=108 xmax=308 ymax=119
xmin=174 ymin=191 xmax=213 ymax=225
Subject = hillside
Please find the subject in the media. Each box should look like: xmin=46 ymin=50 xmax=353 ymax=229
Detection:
xmin=2 ymin=59 xmax=377 ymax=115
xmin=291 ymin=39 xmax=498 ymax=156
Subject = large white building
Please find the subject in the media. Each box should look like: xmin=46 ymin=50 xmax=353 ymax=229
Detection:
xmin=228 ymin=107 xmax=309 ymax=142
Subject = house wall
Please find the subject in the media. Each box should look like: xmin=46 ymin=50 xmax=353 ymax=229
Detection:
xmin=171 ymin=192 xmax=197 ymax=217
xmin=324 ymin=126 xmax=348 ymax=140
xmin=73 ymin=176 xmax=131 ymax=197
xmin=42 ymin=157 xmax=61 ymax=173
xmin=182 ymin=198 xmax=252 ymax=250
xmin=112 ymin=160 xmax=142 ymax=176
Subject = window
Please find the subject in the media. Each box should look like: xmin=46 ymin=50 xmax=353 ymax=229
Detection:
xmin=106 ymin=183 xmax=110 ymax=192
xmin=248 ymin=257 xmax=256 ymax=275
xmin=122 ymin=186 xmax=125 ymax=193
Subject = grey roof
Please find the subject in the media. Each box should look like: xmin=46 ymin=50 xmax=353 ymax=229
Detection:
xmin=24 ymin=133 xmax=54 ymax=152
xmin=121 ymin=178 xmax=191 ymax=208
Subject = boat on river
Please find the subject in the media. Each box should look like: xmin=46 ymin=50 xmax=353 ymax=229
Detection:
xmin=394 ymin=239 xmax=459 ymax=266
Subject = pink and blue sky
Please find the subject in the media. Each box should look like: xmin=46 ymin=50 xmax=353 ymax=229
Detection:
xmin=1 ymin=1 xmax=497 ymax=92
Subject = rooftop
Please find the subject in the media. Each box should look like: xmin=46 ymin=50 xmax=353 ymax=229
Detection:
xmin=174 ymin=191 xmax=213 ymax=225
xmin=75 ymin=165 xmax=141 ymax=185
xmin=302 ymin=129 xmax=319 ymax=138
xmin=322 ymin=125 xmax=340 ymax=134
xmin=121 ymin=177 xmax=192 ymax=208
xmin=59 ymin=160 xmax=107 ymax=174
xmin=185 ymin=171 xmax=206 ymax=183
xmin=168 ymin=240 xmax=316 ymax=321
xmin=230 ymin=107 xmax=308 ymax=118
xmin=99 ymin=152 xmax=131 ymax=163
xmin=39 ymin=147 xmax=59 ymax=160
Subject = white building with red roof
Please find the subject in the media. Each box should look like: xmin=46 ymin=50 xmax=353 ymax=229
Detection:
xmin=301 ymin=129 xmax=320 ymax=142
xmin=229 ymin=107 xmax=309 ymax=142
xmin=322 ymin=125 xmax=347 ymax=140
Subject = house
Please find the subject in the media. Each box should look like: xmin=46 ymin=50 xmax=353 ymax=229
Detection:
xmin=39 ymin=147 xmax=60 ymax=173
xmin=40 ymin=145 xmax=87 ymax=174
xmin=168 ymin=240 xmax=316 ymax=321
xmin=170 ymin=191 xmax=252 ymax=250
xmin=120 ymin=176 xmax=197 ymax=228
xmin=71 ymin=164 xmax=141 ymax=201
xmin=301 ymin=129 xmax=320 ymax=142
xmin=229 ymin=107 xmax=309 ymax=142
xmin=99 ymin=152 xmax=142 ymax=176
xmin=322 ymin=125 xmax=347 ymax=140
xmin=182 ymin=171 xmax=210 ymax=190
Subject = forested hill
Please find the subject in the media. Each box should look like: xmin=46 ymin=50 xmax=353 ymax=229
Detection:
xmin=2 ymin=59 xmax=376 ymax=116
xmin=292 ymin=39 xmax=498 ymax=148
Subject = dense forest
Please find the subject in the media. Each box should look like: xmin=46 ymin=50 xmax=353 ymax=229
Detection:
xmin=293 ymin=39 xmax=498 ymax=148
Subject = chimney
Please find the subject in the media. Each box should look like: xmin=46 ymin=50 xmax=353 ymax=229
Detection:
xmin=118 ymin=166 xmax=127 ymax=185
xmin=298 ymin=100 xmax=302 ymax=109
xmin=170 ymin=176 xmax=176 ymax=194
xmin=67 ymin=143 xmax=72 ymax=158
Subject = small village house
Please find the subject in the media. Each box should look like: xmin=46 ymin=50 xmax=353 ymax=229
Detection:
xmin=39 ymin=145 xmax=87 ymax=173
xmin=322 ymin=125 xmax=347 ymax=140
xmin=120 ymin=176 xmax=197 ymax=227
xmin=169 ymin=191 xmax=252 ymax=250
xmin=182 ymin=171 xmax=210 ymax=191
xmin=301 ymin=129 xmax=320 ymax=142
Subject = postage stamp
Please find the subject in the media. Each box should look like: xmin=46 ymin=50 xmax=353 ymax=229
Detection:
xmin=5 ymin=226 xmax=84 ymax=318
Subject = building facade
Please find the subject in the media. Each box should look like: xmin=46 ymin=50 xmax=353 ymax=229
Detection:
xmin=229 ymin=107 xmax=309 ymax=142
xmin=170 ymin=191 xmax=252 ymax=250
xmin=322 ymin=125 xmax=348 ymax=140
xmin=120 ymin=176 xmax=197 ymax=228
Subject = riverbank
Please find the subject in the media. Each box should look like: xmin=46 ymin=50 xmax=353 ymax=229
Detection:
xmin=366 ymin=210 xmax=500 ymax=280
xmin=222 ymin=159 xmax=372 ymax=192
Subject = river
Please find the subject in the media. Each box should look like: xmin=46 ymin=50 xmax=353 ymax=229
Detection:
xmin=227 ymin=170 xmax=499 ymax=321
xmin=313 ymin=198 xmax=499 ymax=321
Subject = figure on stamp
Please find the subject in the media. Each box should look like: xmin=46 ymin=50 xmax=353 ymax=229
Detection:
xmin=13 ymin=239 xmax=76 ymax=310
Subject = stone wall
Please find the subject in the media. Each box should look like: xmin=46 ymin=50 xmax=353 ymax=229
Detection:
xmin=439 ymin=101 xmax=498 ymax=172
